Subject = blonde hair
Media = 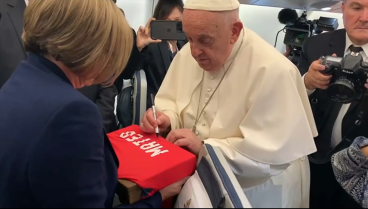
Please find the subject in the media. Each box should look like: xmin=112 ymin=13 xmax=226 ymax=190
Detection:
xmin=23 ymin=0 xmax=133 ymax=86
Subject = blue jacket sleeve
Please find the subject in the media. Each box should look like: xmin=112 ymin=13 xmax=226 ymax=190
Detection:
xmin=116 ymin=192 xmax=162 ymax=208
xmin=28 ymin=100 xmax=107 ymax=208
xmin=332 ymin=136 xmax=368 ymax=207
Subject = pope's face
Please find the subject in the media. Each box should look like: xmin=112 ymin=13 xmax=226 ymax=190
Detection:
xmin=182 ymin=10 xmax=236 ymax=71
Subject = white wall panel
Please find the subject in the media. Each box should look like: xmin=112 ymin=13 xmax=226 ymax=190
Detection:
xmin=239 ymin=5 xmax=303 ymax=52
xmin=116 ymin=0 xmax=155 ymax=31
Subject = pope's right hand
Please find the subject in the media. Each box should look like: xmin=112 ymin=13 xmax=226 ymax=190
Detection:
xmin=304 ymin=54 xmax=335 ymax=90
xmin=140 ymin=108 xmax=171 ymax=134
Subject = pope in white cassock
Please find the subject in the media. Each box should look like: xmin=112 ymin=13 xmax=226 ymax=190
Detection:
xmin=140 ymin=0 xmax=318 ymax=207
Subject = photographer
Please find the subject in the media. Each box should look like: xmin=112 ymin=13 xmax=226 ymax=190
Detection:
xmin=298 ymin=0 xmax=368 ymax=208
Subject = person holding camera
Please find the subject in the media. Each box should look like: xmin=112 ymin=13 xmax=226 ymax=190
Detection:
xmin=298 ymin=0 xmax=368 ymax=208
xmin=138 ymin=0 xmax=187 ymax=109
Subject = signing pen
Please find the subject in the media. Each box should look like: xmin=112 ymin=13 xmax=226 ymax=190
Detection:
xmin=150 ymin=94 xmax=159 ymax=138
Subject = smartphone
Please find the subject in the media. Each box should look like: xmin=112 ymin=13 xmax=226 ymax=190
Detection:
xmin=150 ymin=20 xmax=187 ymax=41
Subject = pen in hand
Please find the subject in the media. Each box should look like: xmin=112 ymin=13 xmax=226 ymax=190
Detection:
xmin=150 ymin=94 xmax=160 ymax=138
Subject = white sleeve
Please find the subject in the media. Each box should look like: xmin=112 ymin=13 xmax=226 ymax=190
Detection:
xmin=204 ymin=138 xmax=290 ymax=179
xmin=303 ymin=73 xmax=316 ymax=96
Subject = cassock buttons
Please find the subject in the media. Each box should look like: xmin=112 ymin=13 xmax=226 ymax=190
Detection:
xmin=202 ymin=123 xmax=206 ymax=126
xmin=210 ymin=76 xmax=214 ymax=80
xmin=195 ymin=131 xmax=199 ymax=136
xmin=207 ymin=88 xmax=212 ymax=92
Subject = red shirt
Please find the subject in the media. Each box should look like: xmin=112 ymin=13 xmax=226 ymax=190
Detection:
xmin=108 ymin=125 xmax=196 ymax=198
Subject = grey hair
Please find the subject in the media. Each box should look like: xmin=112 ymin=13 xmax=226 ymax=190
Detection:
xmin=222 ymin=8 xmax=240 ymax=28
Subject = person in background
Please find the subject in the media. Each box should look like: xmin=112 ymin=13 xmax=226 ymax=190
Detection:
xmin=138 ymin=0 xmax=187 ymax=109
xmin=0 ymin=0 xmax=187 ymax=207
xmin=112 ymin=1 xmax=159 ymax=93
xmin=297 ymin=0 xmax=368 ymax=207
xmin=141 ymin=0 xmax=317 ymax=207
xmin=332 ymin=136 xmax=368 ymax=208
xmin=282 ymin=45 xmax=292 ymax=57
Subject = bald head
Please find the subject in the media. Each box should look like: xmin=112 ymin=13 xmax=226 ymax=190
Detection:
xmin=182 ymin=8 xmax=243 ymax=71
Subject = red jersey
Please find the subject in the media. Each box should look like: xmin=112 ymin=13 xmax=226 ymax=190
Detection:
xmin=108 ymin=125 xmax=197 ymax=198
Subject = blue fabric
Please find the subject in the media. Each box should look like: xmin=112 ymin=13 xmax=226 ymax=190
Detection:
xmin=0 ymin=52 xmax=162 ymax=208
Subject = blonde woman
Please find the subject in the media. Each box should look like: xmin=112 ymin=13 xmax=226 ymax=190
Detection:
xmin=0 ymin=0 xmax=187 ymax=208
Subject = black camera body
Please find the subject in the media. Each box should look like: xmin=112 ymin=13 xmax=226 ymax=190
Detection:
xmin=320 ymin=53 xmax=368 ymax=103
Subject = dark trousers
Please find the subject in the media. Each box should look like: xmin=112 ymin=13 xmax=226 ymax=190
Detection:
xmin=310 ymin=161 xmax=362 ymax=208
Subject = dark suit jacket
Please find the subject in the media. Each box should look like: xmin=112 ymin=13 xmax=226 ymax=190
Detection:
xmin=78 ymin=85 xmax=118 ymax=133
xmin=142 ymin=41 xmax=187 ymax=108
xmin=0 ymin=52 xmax=162 ymax=208
xmin=0 ymin=0 xmax=27 ymax=89
xmin=298 ymin=28 xmax=368 ymax=162
xmin=114 ymin=29 xmax=145 ymax=93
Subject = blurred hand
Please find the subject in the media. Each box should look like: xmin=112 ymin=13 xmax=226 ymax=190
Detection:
xmin=140 ymin=108 xmax=170 ymax=134
xmin=304 ymin=53 xmax=336 ymax=90
xmin=166 ymin=129 xmax=203 ymax=156
xmin=159 ymin=177 xmax=190 ymax=201
xmin=286 ymin=45 xmax=292 ymax=54
xmin=136 ymin=18 xmax=161 ymax=51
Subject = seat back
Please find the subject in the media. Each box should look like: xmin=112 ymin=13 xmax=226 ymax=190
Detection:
xmin=174 ymin=144 xmax=252 ymax=208
xmin=116 ymin=70 xmax=147 ymax=128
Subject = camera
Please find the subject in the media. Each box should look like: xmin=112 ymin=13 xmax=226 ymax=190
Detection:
xmin=276 ymin=9 xmax=339 ymax=65
xmin=320 ymin=53 xmax=368 ymax=103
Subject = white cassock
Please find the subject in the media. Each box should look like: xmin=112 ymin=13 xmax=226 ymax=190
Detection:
xmin=155 ymin=27 xmax=318 ymax=208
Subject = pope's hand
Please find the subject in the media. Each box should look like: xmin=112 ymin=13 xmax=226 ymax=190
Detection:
xmin=140 ymin=108 xmax=171 ymax=134
xmin=167 ymin=129 xmax=203 ymax=156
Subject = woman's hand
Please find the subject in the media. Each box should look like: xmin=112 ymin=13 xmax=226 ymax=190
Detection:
xmin=136 ymin=18 xmax=161 ymax=51
xmin=159 ymin=177 xmax=189 ymax=201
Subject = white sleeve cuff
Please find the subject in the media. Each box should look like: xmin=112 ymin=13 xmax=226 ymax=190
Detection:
xmin=303 ymin=73 xmax=316 ymax=96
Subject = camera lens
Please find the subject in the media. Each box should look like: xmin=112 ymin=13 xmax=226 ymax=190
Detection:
xmin=176 ymin=22 xmax=183 ymax=32
xmin=328 ymin=78 xmax=355 ymax=103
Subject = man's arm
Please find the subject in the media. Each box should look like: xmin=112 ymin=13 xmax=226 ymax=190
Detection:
xmin=96 ymin=85 xmax=118 ymax=133
xmin=302 ymin=73 xmax=316 ymax=96
xmin=298 ymin=38 xmax=317 ymax=96
xmin=114 ymin=29 xmax=145 ymax=93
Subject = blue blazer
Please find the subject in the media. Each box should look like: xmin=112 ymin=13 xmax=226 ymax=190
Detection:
xmin=0 ymin=53 xmax=162 ymax=208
